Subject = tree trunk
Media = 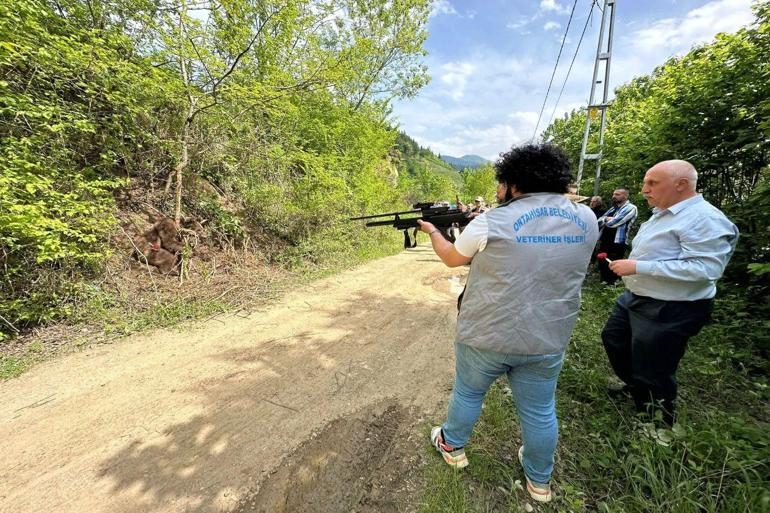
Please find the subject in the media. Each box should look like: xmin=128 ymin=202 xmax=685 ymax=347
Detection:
xmin=164 ymin=166 xmax=174 ymax=194
xmin=174 ymin=114 xmax=191 ymax=224
xmin=174 ymin=3 xmax=193 ymax=226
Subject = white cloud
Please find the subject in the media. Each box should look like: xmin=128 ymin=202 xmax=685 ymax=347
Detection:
xmin=509 ymin=111 xmax=539 ymax=127
xmin=507 ymin=18 xmax=530 ymax=30
xmin=544 ymin=21 xmax=561 ymax=31
xmin=392 ymin=50 xmax=559 ymax=156
xmin=431 ymin=1 xmax=478 ymax=20
xmin=394 ymin=0 xmax=759 ymax=157
xmin=630 ymin=0 xmax=754 ymax=56
xmin=439 ymin=61 xmax=475 ymax=101
xmin=509 ymin=1 xmax=570 ymax=33
xmin=431 ymin=0 xmax=458 ymax=18
xmin=540 ymin=0 xmax=570 ymax=15
xmin=416 ymin=123 xmax=530 ymax=161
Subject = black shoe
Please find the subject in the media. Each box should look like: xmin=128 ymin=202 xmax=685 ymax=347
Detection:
xmin=606 ymin=384 xmax=635 ymax=400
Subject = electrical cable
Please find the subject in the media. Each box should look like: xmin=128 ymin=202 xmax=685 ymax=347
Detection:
xmin=531 ymin=0 xmax=580 ymax=140
xmin=544 ymin=0 xmax=597 ymax=133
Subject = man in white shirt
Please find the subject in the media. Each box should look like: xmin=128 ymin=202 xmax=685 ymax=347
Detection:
xmin=602 ymin=160 xmax=738 ymax=426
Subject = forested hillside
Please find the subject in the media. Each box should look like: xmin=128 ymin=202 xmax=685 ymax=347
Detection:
xmin=0 ymin=0 xmax=488 ymax=343
xmin=395 ymin=131 xmax=462 ymax=197
xmin=395 ymin=131 xmax=498 ymax=205
xmin=439 ymin=153 xmax=490 ymax=171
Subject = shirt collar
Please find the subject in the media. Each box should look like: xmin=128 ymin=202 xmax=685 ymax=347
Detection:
xmin=654 ymin=194 xmax=703 ymax=216
xmin=498 ymin=192 xmax=563 ymax=208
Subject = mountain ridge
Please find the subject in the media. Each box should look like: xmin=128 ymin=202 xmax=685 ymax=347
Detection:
xmin=439 ymin=154 xmax=491 ymax=170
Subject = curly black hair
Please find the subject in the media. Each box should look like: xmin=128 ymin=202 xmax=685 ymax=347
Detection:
xmin=494 ymin=143 xmax=573 ymax=194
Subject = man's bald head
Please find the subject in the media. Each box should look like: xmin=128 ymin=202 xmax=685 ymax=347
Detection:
xmin=652 ymin=160 xmax=698 ymax=191
xmin=642 ymin=160 xmax=699 ymax=209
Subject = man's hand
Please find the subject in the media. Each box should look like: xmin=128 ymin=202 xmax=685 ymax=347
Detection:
xmin=417 ymin=219 xmax=471 ymax=267
xmin=609 ymin=259 xmax=637 ymax=276
xmin=417 ymin=219 xmax=437 ymax=234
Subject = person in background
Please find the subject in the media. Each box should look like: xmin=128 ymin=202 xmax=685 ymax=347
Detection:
xmin=590 ymin=196 xmax=604 ymax=218
xmin=597 ymin=188 xmax=637 ymax=284
xmin=471 ymin=196 xmax=488 ymax=214
xmin=601 ymin=160 xmax=738 ymax=426
xmin=458 ymin=196 xmax=490 ymax=234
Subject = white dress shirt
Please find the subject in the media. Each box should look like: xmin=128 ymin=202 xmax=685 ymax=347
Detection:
xmin=623 ymin=195 xmax=739 ymax=300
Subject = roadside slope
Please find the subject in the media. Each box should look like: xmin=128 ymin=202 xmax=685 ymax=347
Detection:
xmin=0 ymin=245 xmax=465 ymax=513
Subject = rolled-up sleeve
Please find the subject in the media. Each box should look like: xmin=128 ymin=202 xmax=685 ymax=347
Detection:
xmin=454 ymin=215 xmax=488 ymax=257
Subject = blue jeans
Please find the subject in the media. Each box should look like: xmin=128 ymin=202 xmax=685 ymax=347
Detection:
xmin=442 ymin=342 xmax=565 ymax=486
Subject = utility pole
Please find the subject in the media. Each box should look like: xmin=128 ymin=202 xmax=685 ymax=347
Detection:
xmin=576 ymin=0 xmax=616 ymax=196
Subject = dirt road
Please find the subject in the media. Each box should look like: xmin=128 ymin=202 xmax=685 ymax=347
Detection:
xmin=0 ymin=246 xmax=466 ymax=513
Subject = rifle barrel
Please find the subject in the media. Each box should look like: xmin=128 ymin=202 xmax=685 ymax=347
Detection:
xmin=349 ymin=205 xmax=450 ymax=221
xmin=349 ymin=209 xmax=418 ymax=221
xmin=364 ymin=209 xmax=470 ymax=228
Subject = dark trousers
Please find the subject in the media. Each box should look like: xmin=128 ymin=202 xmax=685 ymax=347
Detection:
xmin=601 ymin=290 xmax=713 ymax=422
xmin=597 ymin=242 xmax=626 ymax=284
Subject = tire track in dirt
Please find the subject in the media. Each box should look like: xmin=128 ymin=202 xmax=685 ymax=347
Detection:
xmin=0 ymin=246 xmax=466 ymax=513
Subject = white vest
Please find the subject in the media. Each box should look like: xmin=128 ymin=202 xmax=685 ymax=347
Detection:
xmin=456 ymin=193 xmax=599 ymax=354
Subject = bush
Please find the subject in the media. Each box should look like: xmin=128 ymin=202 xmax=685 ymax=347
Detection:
xmin=0 ymin=0 xmax=163 ymax=337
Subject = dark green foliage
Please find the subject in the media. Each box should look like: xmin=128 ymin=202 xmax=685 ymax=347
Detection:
xmin=0 ymin=0 xmax=435 ymax=338
xmin=395 ymin=131 xmax=437 ymax=162
xmin=545 ymin=3 xmax=770 ymax=355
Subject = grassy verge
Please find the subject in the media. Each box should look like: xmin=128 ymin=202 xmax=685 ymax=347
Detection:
xmin=0 ymin=227 xmax=403 ymax=380
xmin=419 ymin=277 xmax=769 ymax=513
xmin=0 ymin=341 xmax=48 ymax=380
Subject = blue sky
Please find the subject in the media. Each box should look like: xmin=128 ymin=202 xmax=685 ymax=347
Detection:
xmin=391 ymin=0 xmax=757 ymax=160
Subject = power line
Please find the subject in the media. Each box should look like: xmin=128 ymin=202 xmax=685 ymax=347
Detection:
xmin=544 ymin=1 xmax=597 ymax=133
xmin=531 ymin=0 xmax=580 ymax=140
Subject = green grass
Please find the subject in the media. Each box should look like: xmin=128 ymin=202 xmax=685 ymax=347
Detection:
xmin=0 ymin=340 xmax=46 ymax=380
xmin=0 ymin=297 xmax=233 ymax=380
xmin=419 ymin=277 xmax=770 ymax=513
xmin=1 ymin=225 xmax=404 ymax=381
xmin=424 ymin=159 xmax=464 ymax=188
xmin=98 ymin=297 xmax=231 ymax=336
